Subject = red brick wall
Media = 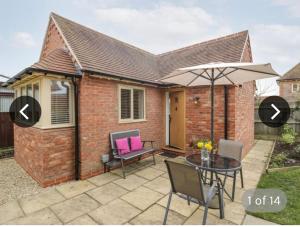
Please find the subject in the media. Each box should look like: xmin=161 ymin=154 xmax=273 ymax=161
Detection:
xmin=40 ymin=19 xmax=66 ymax=59
xmin=78 ymin=74 xmax=164 ymax=179
xmin=234 ymin=82 xmax=255 ymax=157
xmin=185 ymin=85 xmax=236 ymax=146
xmin=14 ymin=126 xmax=75 ymax=187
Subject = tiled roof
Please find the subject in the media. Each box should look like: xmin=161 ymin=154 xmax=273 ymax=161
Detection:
xmin=158 ymin=31 xmax=248 ymax=76
xmin=51 ymin=13 xmax=160 ymax=83
xmin=278 ymin=63 xmax=300 ymax=81
xmin=50 ymin=13 xmax=249 ymax=84
xmin=32 ymin=48 xmax=79 ymax=75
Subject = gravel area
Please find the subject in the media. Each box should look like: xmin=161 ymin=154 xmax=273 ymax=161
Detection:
xmin=0 ymin=158 xmax=44 ymax=205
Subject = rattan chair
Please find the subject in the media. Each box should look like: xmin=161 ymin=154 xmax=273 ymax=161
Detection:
xmin=217 ymin=139 xmax=244 ymax=201
xmin=163 ymin=160 xmax=224 ymax=225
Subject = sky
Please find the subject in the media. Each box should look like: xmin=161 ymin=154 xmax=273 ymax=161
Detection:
xmin=0 ymin=0 xmax=300 ymax=94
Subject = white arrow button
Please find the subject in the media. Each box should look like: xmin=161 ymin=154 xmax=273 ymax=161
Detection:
xmin=271 ymin=103 xmax=280 ymax=120
xmin=20 ymin=104 xmax=29 ymax=120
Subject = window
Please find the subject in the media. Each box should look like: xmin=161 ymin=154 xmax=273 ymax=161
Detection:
xmin=27 ymin=84 xmax=32 ymax=97
xmin=33 ymin=83 xmax=39 ymax=101
xmin=133 ymin=89 xmax=144 ymax=119
xmin=292 ymin=84 xmax=300 ymax=93
xmin=119 ymin=86 xmax=145 ymax=122
xmin=121 ymin=88 xmax=131 ymax=119
xmin=51 ymin=80 xmax=71 ymax=124
xmin=21 ymin=86 xmax=26 ymax=96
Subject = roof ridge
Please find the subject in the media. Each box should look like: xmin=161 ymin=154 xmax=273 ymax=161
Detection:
xmin=50 ymin=12 xmax=156 ymax=57
xmin=158 ymin=30 xmax=249 ymax=57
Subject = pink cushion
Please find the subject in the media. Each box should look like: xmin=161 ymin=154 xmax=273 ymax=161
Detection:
xmin=116 ymin=138 xmax=130 ymax=155
xmin=130 ymin=136 xmax=143 ymax=151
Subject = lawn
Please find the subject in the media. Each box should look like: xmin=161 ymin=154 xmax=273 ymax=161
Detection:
xmin=250 ymin=168 xmax=300 ymax=225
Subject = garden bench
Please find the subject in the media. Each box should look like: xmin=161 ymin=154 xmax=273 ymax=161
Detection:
xmin=109 ymin=129 xmax=156 ymax=178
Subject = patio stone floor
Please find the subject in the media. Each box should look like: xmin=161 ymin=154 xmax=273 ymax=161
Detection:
xmin=0 ymin=140 xmax=275 ymax=225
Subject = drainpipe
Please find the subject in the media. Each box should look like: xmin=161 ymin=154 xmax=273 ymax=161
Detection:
xmin=72 ymin=77 xmax=80 ymax=180
xmin=224 ymin=85 xmax=228 ymax=139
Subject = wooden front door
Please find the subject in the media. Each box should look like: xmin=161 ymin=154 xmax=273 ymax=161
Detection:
xmin=169 ymin=91 xmax=185 ymax=149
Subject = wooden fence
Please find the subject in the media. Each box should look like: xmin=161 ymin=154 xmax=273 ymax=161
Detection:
xmin=255 ymin=105 xmax=300 ymax=136
xmin=0 ymin=112 xmax=14 ymax=148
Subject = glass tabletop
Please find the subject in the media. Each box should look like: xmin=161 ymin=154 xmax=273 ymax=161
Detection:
xmin=186 ymin=153 xmax=241 ymax=172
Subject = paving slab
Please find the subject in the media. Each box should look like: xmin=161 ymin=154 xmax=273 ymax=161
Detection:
xmin=184 ymin=209 xmax=234 ymax=225
xmin=87 ymin=182 xmax=128 ymax=204
xmin=150 ymin=162 xmax=167 ymax=172
xmin=157 ymin=194 xmax=199 ymax=217
xmin=144 ymin=176 xmax=170 ymax=195
xmin=114 ymin=174 xmax=148 ymax=191
xmin=55 ymin=180 xmax=96 ymax=199
xmin=89 ymin=199 xmax=141 ymax=225
xmin=243 ymin=214 xmax=278 ymax=225
xmin=19 ymin=188 xmax=65 ymax=214
xmin=7 ymin=208 xmax=61 ymax=225
xmin=129 ymin=204 xmax=186 ymax=225
xmin=111 ymin=165 xmax=138 ymax=177
xmin=67 ymin=214 xmax=98 ymax=225
xmin=121 ymin=186 xmax=164 ymax=210
xmin=0 ymin=200 xmax=24 ymax=224
xmin=208 ymin=200 xmax=245 ymax=224
xmin=50 ymin=194 xmax=99 ymax=223
xmin=134 ymin=167 xmax=164 ymax=180
xmin=88 ymin=172 xmax=121 ymax=186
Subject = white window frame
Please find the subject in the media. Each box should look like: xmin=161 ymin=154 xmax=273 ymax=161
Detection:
xmin=292 ymin=83 xmax=300 ymax=93
xmin=12 ymin=75 xmax=74 ymax=129
xmin=118 ymin=84 xmax=146 ymax=123
xmin=48 ymin=78 xmax=74 ymax=128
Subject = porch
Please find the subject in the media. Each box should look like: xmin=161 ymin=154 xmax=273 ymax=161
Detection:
xmin=0 ymin=140 xmax=274 ymax=225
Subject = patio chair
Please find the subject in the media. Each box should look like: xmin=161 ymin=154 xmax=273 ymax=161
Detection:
xmin=163 ymin=160 xmax=224 ymax=225
xmin=217 ymin=139 xmax=244 ymax=201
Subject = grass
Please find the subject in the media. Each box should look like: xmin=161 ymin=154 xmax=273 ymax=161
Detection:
xmin=249 ymin=168 xmax=300 ymax=224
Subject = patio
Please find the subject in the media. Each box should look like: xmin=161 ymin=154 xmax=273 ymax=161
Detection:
xmin=0 ymin=140 xmax=274 ymax=225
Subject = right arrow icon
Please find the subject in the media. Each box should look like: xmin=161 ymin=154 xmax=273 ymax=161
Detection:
xmin=271 ymin=103 xmax=280 ymax=120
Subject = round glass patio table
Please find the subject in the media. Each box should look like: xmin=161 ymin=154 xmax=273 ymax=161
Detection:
xmin=185 ymin=153 xmax=241 ymax=172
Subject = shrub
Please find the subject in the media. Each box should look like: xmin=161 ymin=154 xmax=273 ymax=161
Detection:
xmin=271 ymin=153 xmax=287 ymax=168
xmin=282 ymin=133 xmax=296 ymax=145
xmin=281 ymin=124 xmax=297 ymax=145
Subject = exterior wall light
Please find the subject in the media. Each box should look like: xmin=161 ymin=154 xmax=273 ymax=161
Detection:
xmin=193 ymin=96 xmax=200 ymax=104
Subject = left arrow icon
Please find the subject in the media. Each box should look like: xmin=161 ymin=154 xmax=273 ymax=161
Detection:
xmin=20 ymin=104 xmax=29 ymax=120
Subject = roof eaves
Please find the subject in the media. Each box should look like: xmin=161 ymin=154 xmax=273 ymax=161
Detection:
xmin=6 ymin=67 xmax=82 ymax=86
xmin=81 ymin=68 xmax=162 ymax=86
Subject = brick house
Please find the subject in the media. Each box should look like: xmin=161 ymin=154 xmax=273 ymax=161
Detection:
xmin=7 ymin=13 xmax=254 ymax=187
xmin=278 ymin=62 xmax=300 ymax=104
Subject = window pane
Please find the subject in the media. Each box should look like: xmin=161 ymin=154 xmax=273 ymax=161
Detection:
xmin=27 ymin=84 xmax=32 ymax=97
xmin=33 ymin=83 xmax=39 ymax=101
xmin=21 ymin=87 xmax=26 ymax=96
xmin=121 ymin=89 xmax=131 ymax=119
xmin=133 ymin=89 xmax=144 ymax=119
xmin=51 ymin=81 xmax=70 ymax=124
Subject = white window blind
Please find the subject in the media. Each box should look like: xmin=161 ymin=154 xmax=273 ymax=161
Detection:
xmin=133 ymin=89 xmax=144 ymax=119
xmin=121 ymin=88 xmax=131 ymax=119
xmin=51 ymin=80 xmax=70 ymax=124
xmin=120 ymin=86 xmax=145 ymax=121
